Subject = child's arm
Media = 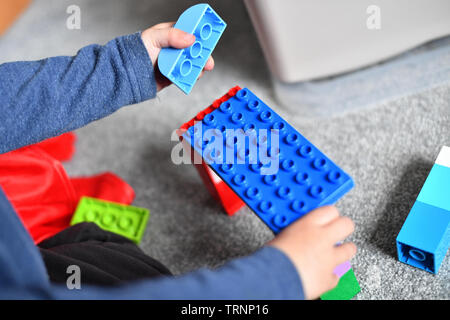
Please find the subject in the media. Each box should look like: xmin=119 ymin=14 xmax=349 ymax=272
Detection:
xmin=46 ymin=246 xmax=304 ymax=300
xmin=0 ymin=180 xmax=355 ymax=299
xmin=268 ymin=206 xmax=357 ymax=299
xmin=53 ymin=207 xmax=355 ymax=300
xmin=0 ymin=23 xmax=213 ymax=154
xmin=0 ymin=184 xmax=300 ymax=299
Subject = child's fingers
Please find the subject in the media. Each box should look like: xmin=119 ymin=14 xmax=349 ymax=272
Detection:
xmin=304 ymin=205 xmax=340 ymax=226
xmin=204 ymin=56 xmax=215 ymax=71
xmin=324 ymin=216 xmax=355 ymax=243
xmin=152 ymin=27 xmax=195 ymax=49
xmin=333 ymin=242 xmax=357 ymax=265
xmin=196 ymin=57 xmax=215 ymax=80
xmin=152 ymin=22 xmax=176 ymax=30
xmin=328 ymin=274 xmax=340 ymax=292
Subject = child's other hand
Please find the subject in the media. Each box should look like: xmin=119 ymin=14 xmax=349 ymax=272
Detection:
xmin=141 ymin=22 xmax=215 ymax=92
xmin=268 ymin=206 xmax=356 ymax=300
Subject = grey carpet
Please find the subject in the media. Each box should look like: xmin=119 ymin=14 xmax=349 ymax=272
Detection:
xmin=0 ymin=0 xmax=449 ymax=299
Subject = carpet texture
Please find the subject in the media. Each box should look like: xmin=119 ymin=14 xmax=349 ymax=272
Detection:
xmin=0 ymin=0 xmax=449 ymax=299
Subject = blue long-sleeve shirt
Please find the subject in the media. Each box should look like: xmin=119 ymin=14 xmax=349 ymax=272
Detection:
xmin=0 ymin=32 xmax=304 ymax=299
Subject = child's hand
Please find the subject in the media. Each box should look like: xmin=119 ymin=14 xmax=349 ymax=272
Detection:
xmin=268 ymin=206 xmax=356 ymax=300
xmin=141 ymin=22 xmax=215 ymax=92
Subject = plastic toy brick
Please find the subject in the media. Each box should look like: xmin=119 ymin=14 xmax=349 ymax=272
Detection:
xmin=178 ymin=86 xmax=245 ymax=216
xmin=180 ymin=87 xmax=358 ymax=298
xmin=396 ymin=146 xmax=450 ymax=274
xmin=70 ymin=197 xmax=150 ymax=244
xmin=416 ymin=161 xmax=450 ymax=212
xmin=158 ymin=4 xmax=226 ymax=94
xmin=182 ymin=87 xmax=354 ymax=234
xmin=194 ymin=162 xmax=246 ymax=215
xmin=320 ymin=269 xmax=361 ymax=300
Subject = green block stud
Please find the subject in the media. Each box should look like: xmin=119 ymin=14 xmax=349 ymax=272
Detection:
xmin=320 ymin=268 xmax=361 ymax=300
xmin=70 ymin=197 xmax=150 ymax=244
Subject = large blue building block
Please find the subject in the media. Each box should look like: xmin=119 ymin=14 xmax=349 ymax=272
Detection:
xmin=397 ymin=202 xmax=450 ymax=273
xmin=396 ymin=146 xmax=450 ymax=274
xmin=158 ymin=4 xmax=226 ymax=94
xmin=416 ymin=164 xmax=450 ymax=212
xmin=182 ymin=87 xmax=354 ymax=234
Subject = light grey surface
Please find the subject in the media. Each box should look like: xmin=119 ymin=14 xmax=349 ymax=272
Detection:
xmin=273 ymin=36 xmax=450 ymax=117
xmin=0 ymin=0 xmax=449 ymax=299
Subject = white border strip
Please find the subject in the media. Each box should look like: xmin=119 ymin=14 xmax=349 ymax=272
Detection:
xmin=435 ymin=146 xmax=450 ymax=168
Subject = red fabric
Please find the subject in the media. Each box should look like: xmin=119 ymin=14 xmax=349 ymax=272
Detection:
xmin=71 ymin=173 xmax=135 ymax=205
xmin=0 ymin=134 xmax=135 ymax=244
xmin=33 ymin=132 xmax=77 ymax=162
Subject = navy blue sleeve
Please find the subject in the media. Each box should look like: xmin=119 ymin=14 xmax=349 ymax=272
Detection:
xmin=0 ymin=32 xmax=156 ymax=154
xmin=0 ymin=187 xmax=304 ymax=300
xmin=0 ymin=31 xmax=305 ymax=299
xmin=0 ymin=188 xmax=51 ymax=296
xmin=47 ymin=246 xmax=304 ymax=300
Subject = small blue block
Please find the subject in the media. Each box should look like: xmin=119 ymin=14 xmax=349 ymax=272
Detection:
xmin=416 ymin=164 xmax=450 ymax=212
xmin=183 ymin=88 xmax=354 ymax=234
xmin=158 ymin=4 xmax=226 ymax=94
xmin=396 ymin=201 xmax=450 ymax=274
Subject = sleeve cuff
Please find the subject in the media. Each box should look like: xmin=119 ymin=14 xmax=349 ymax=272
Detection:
xmin=256 ymin=246 xmax=305 ymax=299
xmin=117 ymin=32 xmax=157 ymax=103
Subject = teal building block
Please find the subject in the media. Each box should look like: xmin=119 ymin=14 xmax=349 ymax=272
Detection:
xmin=416 ymin=164 xmax=450 ymax=212
xmin=70 ymin=197 xmax=150 ymax=244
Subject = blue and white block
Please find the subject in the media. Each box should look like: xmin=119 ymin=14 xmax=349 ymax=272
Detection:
xmin=397 ymin=146 xmax=450 ymax=274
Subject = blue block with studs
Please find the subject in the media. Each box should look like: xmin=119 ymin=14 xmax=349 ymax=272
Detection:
xmin=396 ymin=146 xmax=450 ymax=274
xmin=396 ymin=201 xmax=449 ymax=274
xmin=158 ymin=4 xmax=226 ymax=94
xmin=182 ymin=87 xmax=354 ymax=234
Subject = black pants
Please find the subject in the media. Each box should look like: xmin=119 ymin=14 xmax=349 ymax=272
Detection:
xmin=38 ymin=222 xmax=172 ymax=286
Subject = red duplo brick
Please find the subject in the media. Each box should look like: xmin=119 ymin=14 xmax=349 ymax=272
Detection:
xmin=178 ymin=86 xmax=245 ymax=216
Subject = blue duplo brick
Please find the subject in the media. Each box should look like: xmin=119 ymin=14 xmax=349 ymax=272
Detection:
xmin=158 ymin=4 xmax=226 ymax=94
xmin=416 ymin=164 xmax=450 ymax=212
xmin=396 ymin=146 xmax=450 ymax=274
xmin=396 ymin=201 xmax=450 ymax=274
xmin=182 ymin=87 xmax=354 ymax=234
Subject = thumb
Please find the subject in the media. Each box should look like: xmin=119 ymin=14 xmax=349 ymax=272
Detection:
xmin=152 ymin=27 xmax=196 ymax=49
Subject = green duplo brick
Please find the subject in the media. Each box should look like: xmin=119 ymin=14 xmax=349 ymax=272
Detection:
xmin=70 ymin=197 xmax=150 ymax=244
xmin=320 ymin=268 xmax=361 ymax=300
